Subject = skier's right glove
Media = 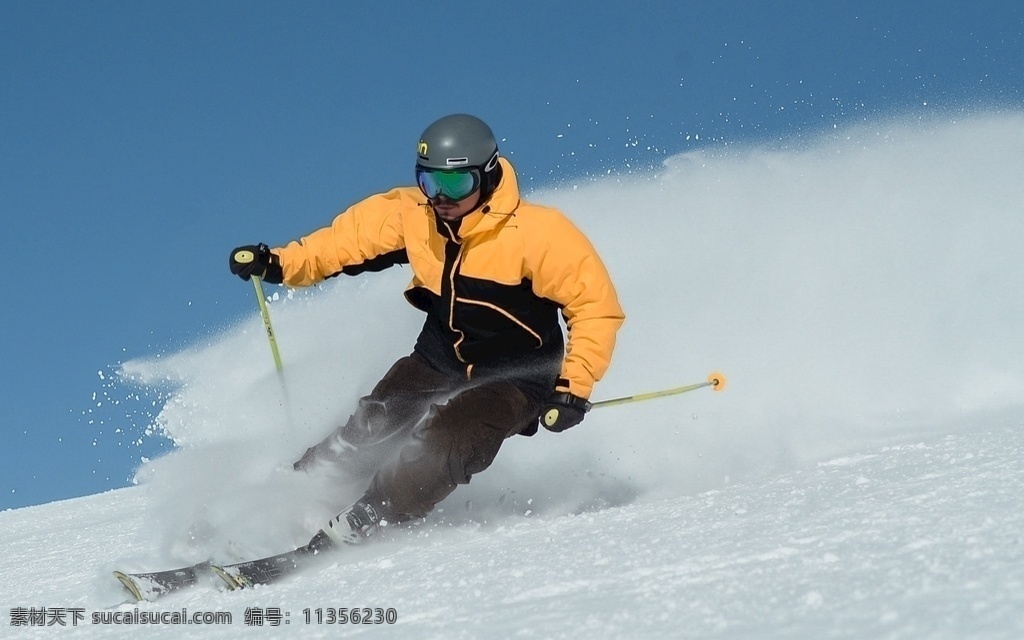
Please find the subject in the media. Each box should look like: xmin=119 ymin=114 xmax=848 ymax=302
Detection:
xmin=229 ymin=243 xmax=283 ymax=284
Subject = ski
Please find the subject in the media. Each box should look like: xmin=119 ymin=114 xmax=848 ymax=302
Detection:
xmin=114 ymin=546 xmax=323 ymax=600
xmin=211 ymin=546 xmax=315 ymax=590
xmin=113 ymin=562 xmax=211 ymax=602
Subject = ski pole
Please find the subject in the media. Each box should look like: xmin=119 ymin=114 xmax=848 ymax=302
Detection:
xmin=250 ymin=275 xmax=284 ymax=372
xmin=592 ymin=372 xmax=727 ymax=409
xmin=232 ymin=249 xmax=284 ymax=371
xmin=233 ymin=248 xmax=298 ymax=443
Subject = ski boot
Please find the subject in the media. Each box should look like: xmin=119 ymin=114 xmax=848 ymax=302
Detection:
xmin=307 ymin=496 xmax=386 ymax=552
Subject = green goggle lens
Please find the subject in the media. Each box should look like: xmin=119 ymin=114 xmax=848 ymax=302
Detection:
xmin=416 ymin=167 xmax=481 ymax=201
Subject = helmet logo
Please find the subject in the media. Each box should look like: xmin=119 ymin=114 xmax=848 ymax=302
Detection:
xmin=418 ymin=141 xmax=429 ymax=157
xmin=484 ymin=150 xmax=499 ymax=172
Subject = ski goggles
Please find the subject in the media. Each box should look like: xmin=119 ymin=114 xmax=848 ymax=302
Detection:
xmin=415 ymin=166 xmax=481 ymax=202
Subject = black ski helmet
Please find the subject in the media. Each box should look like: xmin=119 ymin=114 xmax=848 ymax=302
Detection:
xmin=416 ymin=114 xmax=502 ymax=203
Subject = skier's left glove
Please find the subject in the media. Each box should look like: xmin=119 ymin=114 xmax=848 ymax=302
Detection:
xmin=540 ymin=391 xmax=592 ymax=432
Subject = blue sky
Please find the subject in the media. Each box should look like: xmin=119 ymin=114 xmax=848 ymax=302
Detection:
xmin=1 ymin=1 xmax=1021 ymax=511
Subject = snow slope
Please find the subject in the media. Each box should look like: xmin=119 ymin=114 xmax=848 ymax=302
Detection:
xmin=3 ymin=113 xmax=1024 ymax=638
xmin=3 ymin=427 xmax=1022 ymax=638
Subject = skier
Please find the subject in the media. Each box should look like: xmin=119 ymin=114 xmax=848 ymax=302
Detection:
xmin=229 ymin=114 xmax=624 ymax=551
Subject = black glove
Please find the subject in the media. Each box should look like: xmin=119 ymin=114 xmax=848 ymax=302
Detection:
xmin=540 ymin=391 xmax=592 ymax=432
xmin=229 ymin=243 xmax=283 ymax=283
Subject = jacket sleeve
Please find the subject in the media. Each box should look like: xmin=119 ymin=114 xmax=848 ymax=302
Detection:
xmin=271 ymin=188 xmax=410 ymax=287
xmin=527 ymin=211 xmax=625 ymax=399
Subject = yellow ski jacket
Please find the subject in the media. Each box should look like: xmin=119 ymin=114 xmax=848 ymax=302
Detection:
xmin=273 ymin=157 xmax=624 ymax=399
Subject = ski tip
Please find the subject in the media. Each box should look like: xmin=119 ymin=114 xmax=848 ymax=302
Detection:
xmin=708 ymin=371 xmax=727 ymax=392
xmin=113 ymin=571 xmax=145 ymax=603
